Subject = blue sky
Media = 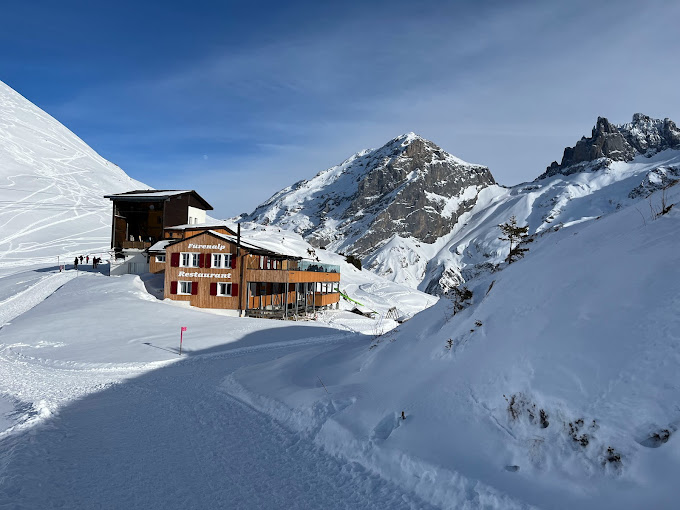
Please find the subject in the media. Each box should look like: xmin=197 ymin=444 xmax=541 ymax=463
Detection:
xmin=2 ymin=0 xmax=679 ymax=218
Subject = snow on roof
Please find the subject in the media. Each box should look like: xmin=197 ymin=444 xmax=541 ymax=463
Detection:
xmin=166 ymin=222 xmax=236 ymax=231
xmin=148 ymin=240 xmax=172 ymax=252
xmin=206 ymin=230 xmax=300 ymax=258
xmin=104 ymin=190 xmax=192 ymax=199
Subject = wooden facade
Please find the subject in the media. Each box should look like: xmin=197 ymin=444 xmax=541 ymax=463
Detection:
xmin=149 ymin=253 xmax=166 ymax=274
xmin=162 ymin=230 xmax=340 ymax=317
xmin=105 ymin=190 xmax=213 ymax=250
xmin=164 ymin=225 xmax=236 ymax=241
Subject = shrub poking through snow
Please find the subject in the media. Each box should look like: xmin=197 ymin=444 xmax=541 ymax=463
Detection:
xmin=503 ymin=393 xmax=548 ymax=428
xmin=344 ymin=254 xmax=362 ymax=270
xmin=652 ymin=429 xmax=671 ymax=444
xmin=567 ymin=418 xmax=600 ymax=448
xmin=604 ymin=446 xmax=622 ymax=465
xmin=448 ymin=285 xmax=473 ymax=315
xmin=445 ymin=339 xmax=453 ymax=350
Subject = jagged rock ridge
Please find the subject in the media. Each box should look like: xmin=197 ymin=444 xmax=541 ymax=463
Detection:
xmin=243 ymin=133 xmax=495 ymax=258
xmin=540 ymin=113 xmax=680 ymax=179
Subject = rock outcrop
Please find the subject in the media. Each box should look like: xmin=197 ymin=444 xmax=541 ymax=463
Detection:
xmin=540 ymin=114 xmax=680 ymax=179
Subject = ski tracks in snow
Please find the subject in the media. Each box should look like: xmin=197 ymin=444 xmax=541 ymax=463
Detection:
xmin=0 ymin=345 xmax=437 ymax=509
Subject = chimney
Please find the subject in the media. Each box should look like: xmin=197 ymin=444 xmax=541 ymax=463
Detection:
xmin=237 ymin=223 xmax=241 ymax=255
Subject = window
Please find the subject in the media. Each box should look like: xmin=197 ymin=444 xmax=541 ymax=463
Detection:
xmin=155 ymin=254 xmax=166 ymax=263
xmin=178 ymin=281 xmax=192 ymax=295
xmin=180 ymin=252 xmax=199 ymax=267
xmin=217 ymin=282 xmax=232 ymax=296
xmin=211 ymin=253 xmax=232 ymax=268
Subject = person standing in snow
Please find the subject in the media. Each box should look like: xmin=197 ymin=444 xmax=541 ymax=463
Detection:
xmin=79 ymin=255 xmax=83 ymax=264
xmin=74 ymin=257 xmax=79 ymax=269
xmin=86 ymin=255 xmax=89 ymax=264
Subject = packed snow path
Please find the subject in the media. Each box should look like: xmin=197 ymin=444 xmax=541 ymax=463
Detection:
xmin=0 ymin=342 xmax=436 ymax=509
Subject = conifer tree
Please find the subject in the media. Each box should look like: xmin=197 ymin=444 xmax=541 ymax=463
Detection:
xmin=498 ymin=216 xmax=532 ymax=264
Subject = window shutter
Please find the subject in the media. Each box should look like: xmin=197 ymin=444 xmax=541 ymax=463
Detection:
xmin=210 ymin=282 xmax=217 ymax=296
xmin=231 ymin=283 xmax=239 ymax=297
xmin=230 ymin=255 xmax=237 ymax=269
xmin=198 ymin=254 xmax=204 ymax=268
xmin=170 ymin=253 xmax=180 ymax=267
xmin=170 ymin=281 xmax=178 ymax=294
xmin=191 ymin=282 xmax=198 ymax=295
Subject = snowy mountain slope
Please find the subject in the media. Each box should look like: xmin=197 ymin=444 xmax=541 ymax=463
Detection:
xmin=244 ymin=115 xmax=680 ymax=295
xmin=225 ymin=181 xmax=680 ymax=509
xmin=0 ymin=81 xmax=147 ymax=268
xmin=372 ymin=148 xmax=680 ymax=294
xmin=242 ymin=133 xmax=494 ymax=258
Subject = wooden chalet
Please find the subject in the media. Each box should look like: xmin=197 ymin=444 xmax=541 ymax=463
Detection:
xmin=159 ymin=228 xmax=340 ymax=318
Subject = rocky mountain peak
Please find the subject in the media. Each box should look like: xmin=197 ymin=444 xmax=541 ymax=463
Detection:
xmin=539 ymin=114 xmax=680 ymax=180
xmin=243 ymin=133 xmax=495 ymax=258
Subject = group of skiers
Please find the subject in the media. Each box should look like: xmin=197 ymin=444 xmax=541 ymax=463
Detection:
xmin=73 ymin=255 xmax=102 ymax=269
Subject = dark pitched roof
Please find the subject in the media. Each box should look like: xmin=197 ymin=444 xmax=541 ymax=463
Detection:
xmin=104 ymin=190 xmax=213 ymax=210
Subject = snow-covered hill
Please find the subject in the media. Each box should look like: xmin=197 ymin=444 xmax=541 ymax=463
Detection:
xmin=226 ymin=180 xmax=680 ymax=509
xmin=0 ymin=80 xmax=147 ymax=268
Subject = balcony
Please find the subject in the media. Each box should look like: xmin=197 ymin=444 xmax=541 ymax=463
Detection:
xmin=290 ymin=260 xmax=340 ymax=273
xmin=121 ymin=241 xmax=152 ymax=250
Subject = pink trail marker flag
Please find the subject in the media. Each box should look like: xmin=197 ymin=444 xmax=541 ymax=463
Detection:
xmin=180 ymin=327 xmax=187 ymax=355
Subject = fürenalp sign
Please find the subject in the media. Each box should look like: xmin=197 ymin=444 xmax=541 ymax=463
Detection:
xmin=187 ymin=243 xmax=226 ymax=250
xmin=177 ymin=271 xmax=232 ymax=279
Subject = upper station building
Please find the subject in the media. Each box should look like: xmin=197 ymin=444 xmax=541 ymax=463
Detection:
xmin=104 ymin=190 xmax=213 ymax=275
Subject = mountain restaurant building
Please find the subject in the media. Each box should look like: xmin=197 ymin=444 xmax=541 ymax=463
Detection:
xmin=162 ymin=229 xmax=341 ymax=318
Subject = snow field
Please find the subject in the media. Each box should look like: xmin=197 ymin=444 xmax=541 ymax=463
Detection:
xmin=224 ymin=183 xmax=680 ymax=509
xmin=0 ymin=260 xmax=441 ymax=508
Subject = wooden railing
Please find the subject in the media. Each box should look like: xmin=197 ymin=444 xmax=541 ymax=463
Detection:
xmin=121 ymin=241 xmax=152 ymax=249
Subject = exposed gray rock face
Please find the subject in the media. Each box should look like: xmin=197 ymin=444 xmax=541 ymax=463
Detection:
xmin=242 ymin=133 xmax=495 ymax=259
xmin=539 ymin=114 xmax=680 ymax=179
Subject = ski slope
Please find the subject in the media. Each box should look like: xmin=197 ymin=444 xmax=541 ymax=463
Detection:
xmin=0 ymin=268 xmax=437 ymax=509
xmin=0 ymin=80 xmax=146 ymax=268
